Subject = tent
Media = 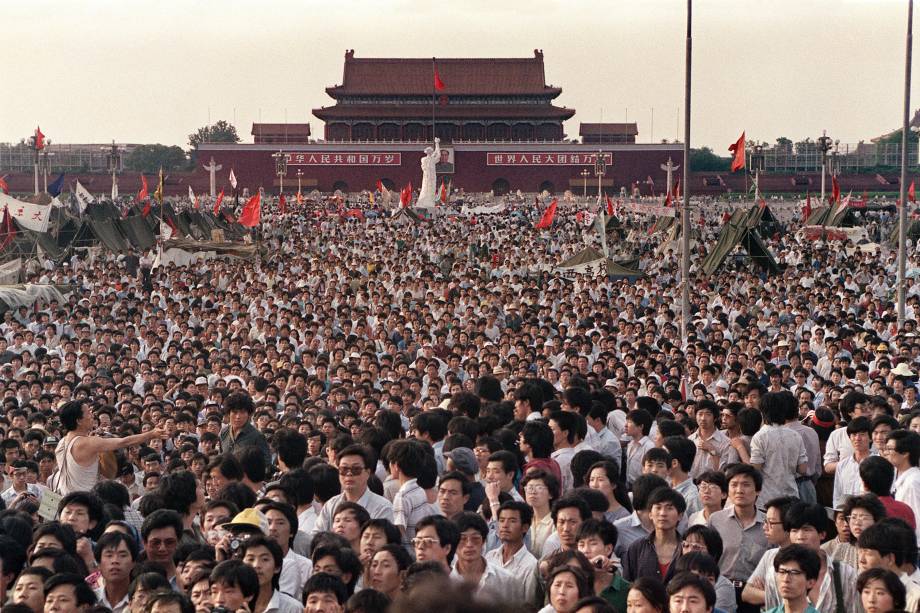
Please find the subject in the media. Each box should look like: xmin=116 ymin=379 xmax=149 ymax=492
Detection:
xmin=390 ymin=208 xmax=423 ymax=226
xmin=0 ymin=284 xmax=75 ymax=314
xmin=700 ymin=205 xmax=779 ymax=275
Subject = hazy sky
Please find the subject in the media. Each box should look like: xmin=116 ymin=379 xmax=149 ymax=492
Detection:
xmin=4 ymin=0 xmax=917 ymax=151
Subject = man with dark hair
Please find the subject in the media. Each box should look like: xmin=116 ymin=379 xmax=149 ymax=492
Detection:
xmin=141 ymin=509 xmax=184 ymax=587
xmin=303 ymin=573 xmax=349 ymax=613
xmin=549 ymin=410 xmax=582 ymax=493
xmin=857 ymin=519 xmax=920 ymax=610
xmin=886 ymin=430 xmax=920 ymax=541
xmin=436 ymin=470 xmax=471 ymax=519
xmin=258 ymin=501 xmax=312 ymax=600
xmin=412 ymin=515 xmax=460 ymax=572
xmin=389 ymin=440 xmax=436 ymax=546
xmin=450 ymin=512 xmax=519 ymax=603
xmin=519 ymin=421 xmax=562 ymax=485
xmin=43 ymin=572 xmax=98 ymax=612
xmin=544 ymin=495 xmax=592 ymax=559
xmin=625 ymin=408 xmax=655 ymax=486
xmin=220 ymin=392 xmax=271 ymax=466
xmin=485 ymin=450 xmax=522 ymax=503
xmin=749 ymin=502 xmax=856 ymax=612
xmin=832 ymin=416 xmax=872 ymax=510
xmin=314 ymin=444 xmax=393 ymax=535
xmin=667 ymin=571 xmax=717 ymax=613
xmin=709 ymin=464 xmax=768 ymax=609
xmin=622 ymin=487 xmax=686 ymax=582
xmin=210 ymin=559 xmax=259 ymax=611
xmin=576 ymin=518 xmax=629 ymax=610
xmin=614 ymin=474 xmax=668 ymax=558
xmin=155 ymin=470 xmax=205 ymax=537
xmin=751 ymin=392 xmax=808 ymax=508
xmin=769 ymin=545 xmax=822 ymax=613
xmin=663 ymin=436 xmax=701 ymax=517
xmin=859 ymin=455 xmax=916 ymax=530
xmin=689 ymin=400 xmax=731 ymax=479
xmin=93 ymin=532 xmax=137 ymax=613
xmin=485 ymin=501 xmax=538 ymax=605
xmin=272 ymin=428 xmax=308 ymax=472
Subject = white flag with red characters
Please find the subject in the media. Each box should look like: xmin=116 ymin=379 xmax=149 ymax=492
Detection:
xmin=0 ymin=192 xmax=51 ymax=232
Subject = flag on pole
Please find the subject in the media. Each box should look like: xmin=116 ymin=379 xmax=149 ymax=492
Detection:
xmin=154 ymin=168 xmax=164 ymax=205
xmin=188 ymin=185 xmax=196 ymax=206
xmin=535 ymin=198 xmax=558 ymax=229
xmin=142 ymin=200 xmax=151 ymax=218
xmin=48 ymin=172 xmax=65 ymax=197
xmin=803 ymin=192 xmax=811 ymax=222
xmin=728 ymin=132 xmax=745 ymax=172
xmin=296 ymin=191 xmax=303 ymax=206
xmin=605 ymin=195 xmax=614 ymax=216
xmin=229 ymin=169 xmax=238 ymax=190
xmin=214 ymin=189 xmax=224 ymax=215
xmin=439 ymin=181 xmax=448 ymax=204
xmin=434 ymin=66 xmax=446 ymax=91
xmin=137 ymin=174 xmax=149 ymax=202
xmin=0 ymin=176 xmax=7 ymax=195
xmin=279 ymin=193 xmax=287 ymax=215
xmin=674 ymin=178 xmax=681 ymax=200
xmin=75 ymin=181 xmax=95 ymax=214
xmin=34 ymin=127 xmax=45 ymax=151
xmin=238 ymin=192 xmax=261 ymax=227
xmin=910 ymin=181 xmax=916 ymax=203
xmin=831 ymin=174 xmax=840 ymax=205
xmin=400 ymin=183 xmax=412 ymax=208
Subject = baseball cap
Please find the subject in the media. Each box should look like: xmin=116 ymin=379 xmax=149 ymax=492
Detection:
xmin=225 ymin=509 xmax=268 ymax=534
xmin=195 ymin=376 xmax=208 ymax=386
xmin=446 ymin=448 xmax=478 ymax=476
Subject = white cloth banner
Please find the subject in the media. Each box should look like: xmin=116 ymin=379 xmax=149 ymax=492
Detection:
xmin=0 ymin=193 xmax=52 ymax=232
xmin=75 ymin=181 xmax=95 ymax=213
xmin=620 ymin=202 xmax=676 ymax=217
xmin=461 ymin=202 xmax=506 ymax=215
xmin=0 ymin=259 xmax=21 ymax=284
xmin=558 ymin=258 xmax=607 ymax=278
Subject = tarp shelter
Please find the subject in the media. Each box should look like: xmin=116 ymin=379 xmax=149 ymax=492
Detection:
xmin=0 ymin=284 xmax=75 ymax=314
xmin=804 ymin=204 xmax=859 ymax=227
xmin=700 ymin=205 xmax=779 ymax=275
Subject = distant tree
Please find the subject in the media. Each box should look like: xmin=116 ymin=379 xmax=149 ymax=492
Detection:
xmin=876 ymin=128 xmax=919 ymax=144
xmin=188 ymin=120 xmax=241 ymax=151
xmin=124 ymin=144 xmax=188 ymax=173
xmin=775 ymin=136 xmax=793 ymax=149
xmin=689 ymin=147 xmax=730 ymax=171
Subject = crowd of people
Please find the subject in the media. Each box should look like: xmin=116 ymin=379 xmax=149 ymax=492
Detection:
xmin=0 ymin=190 xmax=917 ymax=613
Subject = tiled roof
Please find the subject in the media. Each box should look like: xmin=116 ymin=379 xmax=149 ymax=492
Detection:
xmin=313 ymin=104 xmax=575 ymax=121
xmin=327 ymin=50 xmax=562 ymax=96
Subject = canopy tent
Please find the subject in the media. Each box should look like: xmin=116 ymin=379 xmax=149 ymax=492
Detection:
xmin=390 ymin=208 xmax=424 ymax=225
xmin=700 ymin=205 xmax=779 ymax=275
xmin=0 ymin=284 xmax=75 ymax=314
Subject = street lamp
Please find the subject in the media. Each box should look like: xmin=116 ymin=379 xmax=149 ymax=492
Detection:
xmin=817 ymin=131 xmax=833 ymax=203
xmin=594 ymin=151 xmax=610 ymax=258
xmin=580 ymin=168 xmax=590 ymax=199
xmin=103 ymin=140 xmax=123 ymax=200
xmin=40 ymin=143 xmax=53 ymax=194
xmin=750 ymin=144 xmax=765 ymax=201
xmin=272 ymin=150 xmax=289 ymax=195
xmin=297 ymin=169 xmax=303 ymax=195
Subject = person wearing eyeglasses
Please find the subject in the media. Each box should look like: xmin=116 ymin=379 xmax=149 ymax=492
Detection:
xmin=312 ymin=444 xmax=393 ymax=535
xmin=765 ymin=544 xmax=822 ymax=613
xmin=412 ymin=515 xmax=460 ymax=572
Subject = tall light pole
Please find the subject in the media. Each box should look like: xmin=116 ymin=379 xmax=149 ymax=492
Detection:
xmin=751 ymin=144 xmax=765 ymax=201
xmin=272 ymin=150 xmax=288 ymax=196
xmin=817 ymin=131 xmax=833 ymax=203
xmin=30 ymin=134 xmax=40 ymax=195
xmin=595 ymin=151 xmax=609 ymax=258
xmin=898 ymin=0 xmax=914 ymax=328
xmin=297 ymin=169 xmax=303 ymax=195
xmin=40 ymin=143 xmax=52 ymax=194
xmin=680 ymin=0 xmax=692 ymax=348
xmin=103 ymin=140 xmax=122 ymax=201
xmin=580 ymin=168 xmax=590 ymax=199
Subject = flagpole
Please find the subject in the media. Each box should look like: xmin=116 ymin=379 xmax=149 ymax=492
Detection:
xmin=898 ymin=0 xmax=913 ymax=328
xmin=681 ymin=0 xmax=692 ymax=349
xmin=431 ymin=57 xmax=436 ymax=144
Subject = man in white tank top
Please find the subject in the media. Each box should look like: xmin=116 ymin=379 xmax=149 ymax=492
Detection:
xmin=52 ymin=400 xmax=167 ymax=496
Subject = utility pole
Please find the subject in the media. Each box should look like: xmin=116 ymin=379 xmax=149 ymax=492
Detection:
xmin=898 ymin=0 xmax=914 ymax=327
xmin=680 ymin=0 xmax=692 ymax=348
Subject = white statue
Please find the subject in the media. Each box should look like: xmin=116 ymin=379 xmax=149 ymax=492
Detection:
xmin=416 ymin=138 xmax=440 ymax=208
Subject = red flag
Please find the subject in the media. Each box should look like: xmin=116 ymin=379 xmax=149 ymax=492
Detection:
xmin=803 ymin=192 xmax=811 ymax=222
xmin=141 ymin=200 xmax=151 ymax=218
xmin=279 ymin=194 xmax=287 ymax=215
xmin=34 ymin=127 xmax=45 ymax=151
xmin=238 ymin=192 xmax=261 ymax=227
xmin=376 ymin=180 xmax=384 ymax=193
xmin=605 ymin=195 xmax=614 ymax=216
xmin=137 ymin=174 xmax=149 ymax=202
xmin=439 ymin=181 xmax=448 ymax=204
xmin=758 ymin=197 xmax=766 ymax=210
xmin=831 ymin=175 xmax=840 ymax=205
xmin=728 ymin=132 xmax=745 ymax=172
xmin=400 ymin=183 xmax=412 ymax=208
xmin=674 ymin=178 xmax=681 ymax=200
xmin=165 ymin=216 xmax=179 ymax=237
xmin=535 ymin=198 xmax=558 ymax=229
xmin=214 ymin=189 xmax=224 ymax=215
xmin=664 ymin=190 xmax=672 ymax=207
xmin=0 ymin=176 xmax=8 ymax=195
xmin=434 ymin=66 xmax=446 ymax=92
xmin=910 ymin=181 xmax=916 ymax=203
xmin=0 ymin=207 xmax=14 ymax=252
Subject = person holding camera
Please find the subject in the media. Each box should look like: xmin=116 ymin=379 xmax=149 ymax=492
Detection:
xmin=215 ymin=509 xmax=269 ymax=563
